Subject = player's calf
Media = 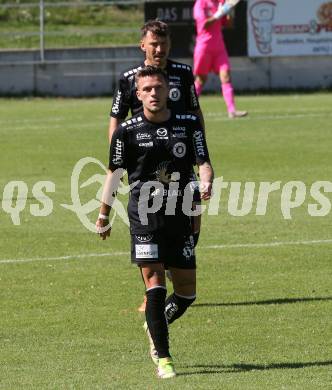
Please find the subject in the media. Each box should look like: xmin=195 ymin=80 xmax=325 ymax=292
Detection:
xmin=165 ymin=293 xmax=196 ymax=324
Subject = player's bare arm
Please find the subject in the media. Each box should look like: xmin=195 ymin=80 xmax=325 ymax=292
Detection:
xmin=96 ymin=168 xmax=124 ymax=239
xmin=109 ymin=117 xmax=124 ymax=144
xmin=191 ymin=107 xmax=206 ymax=131
xmin=198 ymin=162 xmax=214 ymax=200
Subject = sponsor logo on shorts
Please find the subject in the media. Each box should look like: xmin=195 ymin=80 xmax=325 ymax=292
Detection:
xmin=183 ymin=236 xmax=195 ymax=259
xmin=135 ymin=234 xmax=153 ymax=243
xmin=169 ymin=87 xmax=181 ymax=102
xmin=173 ymin=142 xmax=186 ymax=158
xmin=135 ymin=244 xmax=158 ymax=259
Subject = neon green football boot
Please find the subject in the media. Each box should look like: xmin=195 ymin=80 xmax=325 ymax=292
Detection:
xmin=157 ymin=357 xmax=176 ymax=379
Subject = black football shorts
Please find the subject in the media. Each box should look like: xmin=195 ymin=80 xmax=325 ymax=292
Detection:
xmin=131 ymin=231 xmax=196 ymax=269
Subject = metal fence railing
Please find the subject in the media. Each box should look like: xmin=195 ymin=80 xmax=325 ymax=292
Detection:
xmin=0 ymin=0 xmax=146 ymax=62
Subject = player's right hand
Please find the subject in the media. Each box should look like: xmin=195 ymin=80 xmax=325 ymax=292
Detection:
xmin=96 ymin=218 xmax=112 ymax=240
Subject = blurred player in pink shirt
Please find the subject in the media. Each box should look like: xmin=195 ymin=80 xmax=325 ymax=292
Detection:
xmin=193 ymin=0 xmax=248 ymax=118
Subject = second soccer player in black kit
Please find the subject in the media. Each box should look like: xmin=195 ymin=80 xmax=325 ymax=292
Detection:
xmin=96 ymin=66 xmax=214 ymax=379
xmin=110 ymin=19 xmax=205 ymax=312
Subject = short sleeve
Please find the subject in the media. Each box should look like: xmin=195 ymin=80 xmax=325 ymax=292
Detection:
xmin=109 ymin=125 xmax=127 ymax=171
xmin=191 ymin=119 xmax=210 ymax=165
xmin=186 ymin=68 xmax=200 ymax=111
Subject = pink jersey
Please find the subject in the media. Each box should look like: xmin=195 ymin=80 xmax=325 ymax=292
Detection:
xmin=193 ymin=0 xmax=224 ymax=47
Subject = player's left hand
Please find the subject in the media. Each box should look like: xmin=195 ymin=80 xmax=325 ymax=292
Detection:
xmin=200 ymin=181 xmax=212 ymax=200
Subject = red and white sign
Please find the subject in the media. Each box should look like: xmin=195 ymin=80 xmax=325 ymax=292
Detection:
xmin=248 ymin=0 xmax=332 ymax=57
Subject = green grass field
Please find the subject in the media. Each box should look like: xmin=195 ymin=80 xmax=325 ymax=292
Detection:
xmin=0 ymin=2 xmax=143 ymax=49
xmin=0 ymin=93 xmax=331 ymax=389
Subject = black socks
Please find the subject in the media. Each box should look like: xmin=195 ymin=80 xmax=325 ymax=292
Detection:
xmin=165 ymin=293 xmax=196 ymax=324
xmin=145 ymin=286 xmax=169 ymax=358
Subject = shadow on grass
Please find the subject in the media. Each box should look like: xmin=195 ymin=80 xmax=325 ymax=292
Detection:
xmin=193 ymin=297 xmax=332 ymax=307
xmin=177 ymin=360 xmax=332 ymax=376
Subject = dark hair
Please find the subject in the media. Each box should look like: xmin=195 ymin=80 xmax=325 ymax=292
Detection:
xmin=135 ymin=65 xmax=169 ymax=86
xmin=141 ymin=19 xmax=170 ymax=39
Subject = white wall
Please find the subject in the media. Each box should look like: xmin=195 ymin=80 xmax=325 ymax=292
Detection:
xmin=0 ymin=47 xmax=331 ymax=96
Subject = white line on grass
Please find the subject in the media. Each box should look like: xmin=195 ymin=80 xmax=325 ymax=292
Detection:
xmin=1 ymin=109 xmax=331 ymax=129
xmin=1 ymin=239 xmax=331 ymax=265
xmin=206 ymin=112 xmax=332 ymax=122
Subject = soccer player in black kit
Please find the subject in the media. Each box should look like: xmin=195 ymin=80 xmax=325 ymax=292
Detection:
xmin=110 ymin=20 xmax=205 ymax=312
xmin=97 ymin=66 xmax=214 ymax=378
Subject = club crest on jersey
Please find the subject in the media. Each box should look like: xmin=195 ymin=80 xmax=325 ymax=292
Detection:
xmin=173 ymin=142 xmax=186 ymax=158
xmin=169 ymin=87 xmax=181 ymax=102
xmin=156 ymin=128 xmax=168 ymax=140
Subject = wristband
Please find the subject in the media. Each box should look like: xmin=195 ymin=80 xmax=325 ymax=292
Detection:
xmin=222 ymin=4 xmax=232 ymax=16
xmin=213 ymin=3 xmax=232 ymax=19
xmin=98 ymin=213 xmax=109 ymax=220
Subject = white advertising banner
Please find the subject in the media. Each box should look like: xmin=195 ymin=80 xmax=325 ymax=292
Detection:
xmin=247 ymin=0 xmax=332 ymax=57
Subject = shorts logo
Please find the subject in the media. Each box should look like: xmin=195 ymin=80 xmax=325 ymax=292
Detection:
xmin=156 ymin=128 xmax=168 ymax=140
xmin=136 ymin=234 xmax=153 ymax=243
xmin=169 ymin=88 xmax=181 ymax=102
xmin=173 ymin=142 xmax=186 ymax=158
xmin=183 ymin=236 xmax=195 ymax=259
xmin=135 ymin=244 xmax=158 ymax=259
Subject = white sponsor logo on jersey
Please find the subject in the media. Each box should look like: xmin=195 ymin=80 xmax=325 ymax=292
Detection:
xmin=136 ymin=132 xmax=151 ymax=141
xmin=193 ymin=130 xmax=206 ymax=157
xmin=112 ymin=139 xmax=124 ymax=165
xmin=139 ymin=141 xmax=153 ymax=147
xmin=112 ymin=91 xmax=122 ymax=114
xmin=172 ymin=126 xmax=187 ymax=138
xmin=156 ymin=128 xmax=168 ymax=140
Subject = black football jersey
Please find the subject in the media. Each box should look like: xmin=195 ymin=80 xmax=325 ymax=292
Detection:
xmin=110 ymin=59 xmax=200 ymax=119
xmin=109 ymin=112 xmax=210 ymax=234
